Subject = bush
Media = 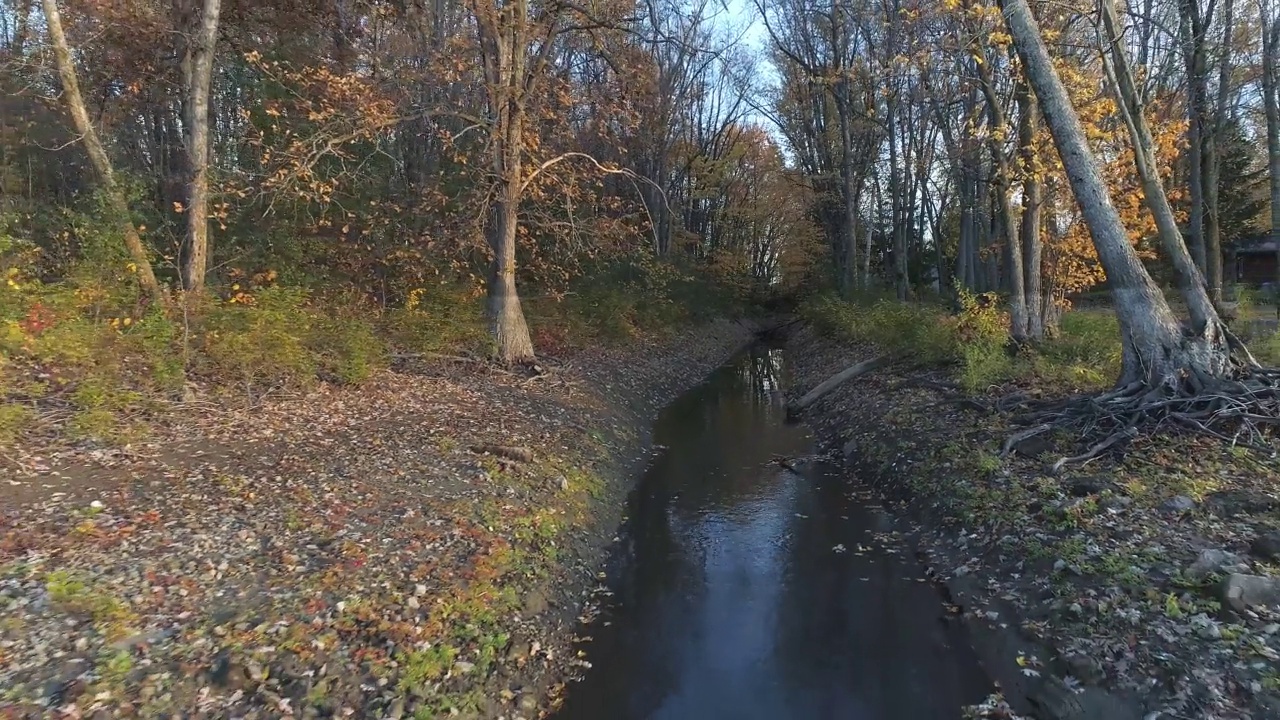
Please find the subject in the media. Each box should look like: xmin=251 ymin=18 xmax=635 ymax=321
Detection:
xmin=200 ymin=287 xmax=318 ymax=394
xmin=382 ymin=283 xmax=491 ymax=356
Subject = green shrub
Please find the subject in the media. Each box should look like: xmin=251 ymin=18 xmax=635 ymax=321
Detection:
xmin=310 ymin=315 xmax=387 ymax=385
xmin=200 ymin=286 xmax=318 ymax=394
xmin=382 ymin=284 xmax=490 ymax=356
xmin=0 ymin=403 xmax=32 ymax=443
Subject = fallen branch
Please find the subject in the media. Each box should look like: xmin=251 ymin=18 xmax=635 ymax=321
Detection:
xmin=469 ymin=444 xmax=535 ymax=463
xmin=1049 ymin=426 xmax=1136 ymax=474
xmin=788 ymin=354 xmax=890 ymax=414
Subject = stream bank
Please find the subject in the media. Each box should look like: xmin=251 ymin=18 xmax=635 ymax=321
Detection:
xmin=785 ymin=323 xmax=1280 ymax=720
xmin=0 ymin=318 xmax=756 ymax=719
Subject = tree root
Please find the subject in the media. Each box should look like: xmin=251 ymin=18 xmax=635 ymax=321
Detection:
xmin=1004 ymin=371 xmax=1280 ymax=473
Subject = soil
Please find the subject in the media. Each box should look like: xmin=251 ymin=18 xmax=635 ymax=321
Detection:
xmin=784 ymin=323 xmax=1280 ymax=720
xmin=0 ymin=318 xmax=757 ymax=719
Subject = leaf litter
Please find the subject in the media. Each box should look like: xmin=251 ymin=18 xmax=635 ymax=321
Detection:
xmin=0 ymin=319 xmax=752 ymax=719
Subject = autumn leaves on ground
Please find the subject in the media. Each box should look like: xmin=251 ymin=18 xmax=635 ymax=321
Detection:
xmin=0 ymin=317 xmax=755 ymax=718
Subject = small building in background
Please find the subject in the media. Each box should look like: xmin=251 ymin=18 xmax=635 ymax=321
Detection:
xmin=1229 ymin=234 xmax=1277 ymax=288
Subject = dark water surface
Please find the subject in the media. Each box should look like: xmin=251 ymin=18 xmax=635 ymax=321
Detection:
xmin=553 ymin=345 xmax=990 ymax=720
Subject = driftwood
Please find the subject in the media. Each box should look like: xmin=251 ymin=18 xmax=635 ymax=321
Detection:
xmin=788 ymin=355 xmax=889 ymax=414
xmin=469 ymin=444 xmax=535 ymax=462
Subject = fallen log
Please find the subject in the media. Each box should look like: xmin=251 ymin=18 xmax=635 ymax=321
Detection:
xmin=787 ymin=354 xmax=889 ymax=414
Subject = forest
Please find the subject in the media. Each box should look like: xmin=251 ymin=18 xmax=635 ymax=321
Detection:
xmin=7 ymin=1 xmax=1280 ymax=717
xmin=0 ymin=0 xmax=1279 ymax=440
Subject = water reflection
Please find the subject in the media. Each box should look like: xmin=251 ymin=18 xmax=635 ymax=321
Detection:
xmin=554 ymin=345 xmax=989 ymax=720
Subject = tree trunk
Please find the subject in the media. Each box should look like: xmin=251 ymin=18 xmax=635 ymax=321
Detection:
xmin=888 ymin=97 xmax=908 ymax=300
xmin=1099 ymin=0 xmax=1219 ymax=331
xmin=41 ymin=0 xmax=165 ymax=306
xmin=975 ymin=50 xmax=1029 ymax=340
xmin=1178 ymin=0 xmax=1210 ymax=275
xmin=488 ymin=187 xmax=535 ymax=364
xmin=1018 ymin=80 xmax=1044 ymax=341
xmin=180 ymin=0 xmax=222 ymax=295
xmin=1004 ymin=0 xmax=1234 ymax=387
xmin=1263 ymin=4 xmax=1280 ymax=297
xmin=1202 ymin=0 xmax=1234 ymax=303
xmin=11 ymin=0 xmax=32 ymax=56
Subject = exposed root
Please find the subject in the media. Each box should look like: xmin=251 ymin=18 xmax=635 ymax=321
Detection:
xmin=1004 ymin=368 xmax=1280 ymax=472
xmin=1001 ymin=423 xmax=1053 ymax=457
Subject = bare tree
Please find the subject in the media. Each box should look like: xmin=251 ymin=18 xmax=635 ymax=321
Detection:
xmin=41 ymin=0 xmax=165 ymax=305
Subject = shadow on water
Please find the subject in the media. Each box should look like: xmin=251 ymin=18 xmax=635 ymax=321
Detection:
xmin=553 ymin=344 xmax=991 ymax=720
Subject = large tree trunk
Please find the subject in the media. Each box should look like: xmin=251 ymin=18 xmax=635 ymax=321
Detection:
xmin=42 ymin=0 xmax=165 ymax=306
xmin=1099 ymin=0 xmax=1220 ymax=332
xmin=488 ymin=186 xmax=535 ymax=364
xmin=1003 ymin=0 xmax=1235 ymax=387
xmin=179 ymin=0 xmax=222 ymax=295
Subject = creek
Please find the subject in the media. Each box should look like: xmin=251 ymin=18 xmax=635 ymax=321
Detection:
xmin=553 ymin=344 xmax=991 ymax=719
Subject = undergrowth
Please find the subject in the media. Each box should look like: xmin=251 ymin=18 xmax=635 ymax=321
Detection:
xmin=800 ymin=292 xmax=1123 ymax=393
xmin=1 ymin=224 xmax=744 ymax=447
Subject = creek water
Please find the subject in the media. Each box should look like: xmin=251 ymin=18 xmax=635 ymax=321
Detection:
xmin=553 ymin=345 xmax=991 ymax=720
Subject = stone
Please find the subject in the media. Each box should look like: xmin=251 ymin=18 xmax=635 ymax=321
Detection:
xmin=521 ymin=588 xmax=549 ymax=616
xmin=505 ymin=642 xmax=531 ymax=662
xmin=1191 ymin=613 xmax=1222 ymax=639
xmin=1162 ymin=496 xmax=1196 ymax=513
xmin=1068 ymin=477 xmax=1107 ymax=497
xmin=1062 ymin=653 xmax=1105 ymax=684
xmin=519 ymin=695 xmax=538 ymax=712
xmin=1205 ymin=490 xmax=1279 ymax=517
xmin=386 ymin=699 xmax=405 ymax=720
xmin=1013 ymin=435 xmax=1053 ymax=458
xmin=1187 ymin=549 xmax=1250 ymax=580
xmin=1251 ymin=532 xmax=1280 ymax=562
xmin=1223 ymin=573 xmax=1280 ymax=613
xmin=453 ymin=661 xmax=475 ymax=674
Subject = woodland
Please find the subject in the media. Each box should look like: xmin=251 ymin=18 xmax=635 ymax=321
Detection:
xmin=0 ymin=0 xmax=1279 ymax=445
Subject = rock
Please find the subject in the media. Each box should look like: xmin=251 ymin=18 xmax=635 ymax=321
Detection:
xmin=1101 ymin=495 xmax=1132 ymax=511
xmin=1251 ymin=532 xmax=1280 ymax=562
xmin=1190 ymin=613 xmax=1222 ymax=639
xmin=406 ymin=596 xmax=420 ymax=611
xmin=519 ymin=694 xmax=538 ymax=713
xmin=454 ymin=661 xmax=476 ymax=674
xmin=386 ymin=698 xmax=405 ymax=720
xmin=1013 ymin=435 xmax=1053 ymax=458
xmin=505 ymin=642 xmax=531 ymax=662
xmin=1205 ymin=490 xmax=1279 ymax=516
xmin=1187 ymin=549 xmax=1250 ymax=580
xmin=1223 ymin=573 xmax=1280 ymax=613
xmin=1068 ymin=477 xmax=1107 ymax=497
xmin=1162 ymin=496 xmax=1196 ymax=513
xmin=1062 ymin=653 xmax=1105 ymax=684
xmin=521 ymin=588 xmax=549 ymax=616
